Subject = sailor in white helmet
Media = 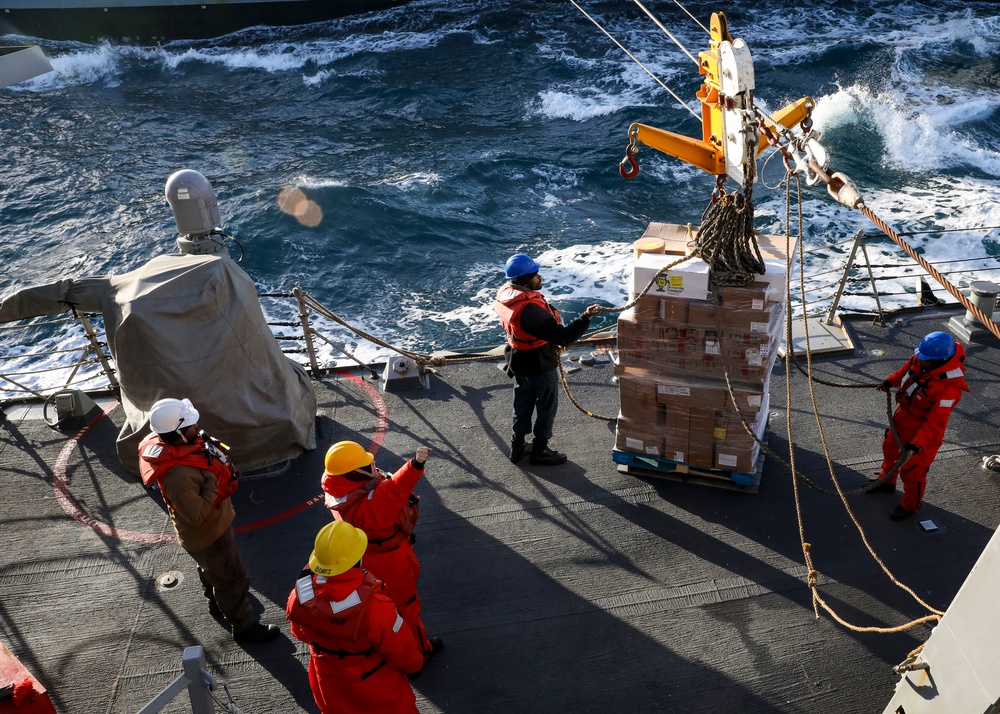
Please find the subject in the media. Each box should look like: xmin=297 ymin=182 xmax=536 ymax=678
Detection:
xmin=138 ymin=397 xmax=280 ymax=642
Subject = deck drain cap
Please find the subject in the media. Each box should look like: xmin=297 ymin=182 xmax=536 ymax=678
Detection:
xmin=157 ymin=570 xmax=185 ymax=590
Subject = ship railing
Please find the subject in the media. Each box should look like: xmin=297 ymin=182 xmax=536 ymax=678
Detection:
xmin=4 ymin=245 xmax=999 ymax=406
xmin=0 ymin=311 xmax=119 ymax=406
xmin=136 ymin=646 xmax=244 ymax=714
xmin=259 ymin=287 xmax=381 ymax=379
xmin=792 ymin=228 xmax=1000 ymax=327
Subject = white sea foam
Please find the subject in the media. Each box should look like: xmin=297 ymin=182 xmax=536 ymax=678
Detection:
xmin=380 ymin=173 xmax=441 ymax=189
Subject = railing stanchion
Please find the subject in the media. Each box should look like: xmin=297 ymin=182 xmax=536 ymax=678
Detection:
xmin=79 ymin=314 xmax=120 ymax=396
xmin=293 ymin=285 xmax=321 ymax=375
xmin=857 ymin=238 xmax=886 ymax=326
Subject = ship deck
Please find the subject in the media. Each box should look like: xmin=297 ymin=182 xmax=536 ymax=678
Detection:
xmin=2 ymin=303 xmax=1000 ymax=713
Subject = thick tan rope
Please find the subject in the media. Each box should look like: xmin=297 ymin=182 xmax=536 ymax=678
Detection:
xmin=860 ymin=205 xmax=1000 ymax=341
xmin=784 ymin=173 xmax=944 ymax=624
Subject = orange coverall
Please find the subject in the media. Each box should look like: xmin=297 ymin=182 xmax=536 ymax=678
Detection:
xmin=877 ymin=343 xmax=969 ymax=513
xmin=323 ymin=459 xmax=432 ymax=654
xmin=286 ymin=567 xmax=424 ymax=714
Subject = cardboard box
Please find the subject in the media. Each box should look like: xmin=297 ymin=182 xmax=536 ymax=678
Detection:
xmin=654 ymin=377 xmax=727 ymax=410
xmin=639 ymin=221 xmax=696 ymax=256
xmin=633 ymin=253 xmax=711 ymax=301
xmin=715 ymin=392 xmax=770 ymax=463
xmin=724 ymin=382 xmax=768 ymax=413
xmin=615 ymin=415 xmax=662 ymax=456
xmin=663 ymin=405 xmax=690 ymax=462
xmin=687 ymin=407 xmax=716 ymax=467
xmin=720 ymin=281 xmax=778 ymax=310
xmin=750 ymin=232 xmax=797 ymax=295
xmin=661 ymin=297 xmax=690 ymax=325
xmin=686 ymin=300 xmax=718 ymax=328
xmin=632 ymin=294 xmax=664 ymax=320
xmin=618 ymin=375 xmax=661 ymax=424
xmin=714 ymin=444 xmax=760 ymax=472
xmin=719 ymin=302 xmax=783 ymax=333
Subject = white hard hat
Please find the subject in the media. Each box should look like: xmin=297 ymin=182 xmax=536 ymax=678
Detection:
xmin=149 ymin=398 xmax=200 ymax=435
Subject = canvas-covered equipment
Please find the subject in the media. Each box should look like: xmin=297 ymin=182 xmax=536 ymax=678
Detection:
xmin=0 ymin=252 xmax=317 ymax=474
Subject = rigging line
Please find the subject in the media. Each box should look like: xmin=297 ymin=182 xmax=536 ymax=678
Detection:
xmin=671 ymin=0 xmax=709 ymax=34
xmin=568 ymin=0 xmax=700 ymax=121
xmin=632 ymin=0 xmax=698 ymax=65
xmin=868 ymin=225 xmax=1000 ymax=238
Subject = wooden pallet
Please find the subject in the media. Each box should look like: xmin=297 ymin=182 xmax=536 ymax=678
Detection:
xmin=612 ymin=447 xmax=765 ymax=494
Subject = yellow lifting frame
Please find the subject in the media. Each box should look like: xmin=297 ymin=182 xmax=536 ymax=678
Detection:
xmin=625 ymin=12 xmax=814 ymax=177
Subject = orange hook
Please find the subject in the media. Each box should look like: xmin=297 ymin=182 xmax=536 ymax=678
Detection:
xmin=619 ymin=144 xmax=640 ymax=180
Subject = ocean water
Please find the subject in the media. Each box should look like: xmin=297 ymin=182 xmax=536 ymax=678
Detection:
xmin=3 ymin=0 xmax=1000 ymax=398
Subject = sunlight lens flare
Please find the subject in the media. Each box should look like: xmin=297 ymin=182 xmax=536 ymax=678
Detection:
xmin=278 ymin=186 xmax=322 ymax=227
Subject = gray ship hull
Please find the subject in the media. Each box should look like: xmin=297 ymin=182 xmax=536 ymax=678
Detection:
xmin=0 ymin=0 xmax=411 ymax=42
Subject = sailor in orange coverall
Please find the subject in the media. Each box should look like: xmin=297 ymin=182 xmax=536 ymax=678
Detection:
xmin=321 ymin=441 xmax=441 ymax=658
xmin=873 ymin=331 xmax=969 ymax=521
xmin=286 ymin=520 xmax=425 ymax=714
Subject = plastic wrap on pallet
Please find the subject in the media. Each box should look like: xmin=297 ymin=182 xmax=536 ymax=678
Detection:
xmin=615 ymin=371 xmax=771 ymax=465
xmin=617 ymin=301 xmax=784 ymax=385
xmin=615 ymin=222 xmax=794 ymax=473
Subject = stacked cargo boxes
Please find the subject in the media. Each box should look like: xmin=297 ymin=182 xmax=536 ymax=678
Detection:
xmin=614 ymin=222 xmax=796 ymax=479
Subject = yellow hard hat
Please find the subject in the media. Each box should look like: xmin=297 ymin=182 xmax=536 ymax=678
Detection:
xmin=308 ymin=521 xmax=368 ymax=577
xmin=324 ymin=440 xmax=374 ymax=475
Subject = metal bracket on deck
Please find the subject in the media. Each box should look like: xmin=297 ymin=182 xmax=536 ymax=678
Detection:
xmin=42 ymin=389 xmax=99 ymax=429
xmin=381 ymin=355 xmax=427 ymax=391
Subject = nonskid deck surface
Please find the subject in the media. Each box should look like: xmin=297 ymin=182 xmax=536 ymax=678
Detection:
xmin=1 ymin=305 xmax=999 ymax=713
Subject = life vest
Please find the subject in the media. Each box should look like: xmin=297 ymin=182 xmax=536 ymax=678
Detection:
xmin=138 ymin=432 xmax=239 ymax=509
xmin=894 ymin=343 xmax=969 ymax=415
xmin=288 ymin=568 xmax=387 ymax=679
xmin=328 ymin=469 xmax=419 ymax=552
xmin=493 ymin=284 xmax=561 ymax=351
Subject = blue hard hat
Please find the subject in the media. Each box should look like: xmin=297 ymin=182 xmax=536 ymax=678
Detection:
xmin=914 ymin=331 xmax=956 ymax=361
xmin=505 ymin=253 xmax=540 ymax=279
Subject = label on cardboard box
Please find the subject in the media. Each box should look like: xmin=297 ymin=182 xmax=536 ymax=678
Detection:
xmin=750 ymin=321 xmax=770 ymax=333
xmin=747 ymin=395 xmax=762 ymax=408
xmin=671 ymin=451 xmax=685 ymax=461
xmin=752 ymin=298 xmax=764 ymax=310
xmin=658 ymin=385 xmax=692 ymax=397
xmin=625 ymin=437 xmax=644 ymax=450
xmin=705 ymin=340 xmax=720 ymax=356
xmin=746 ymin=349 xmax=762 ymax=367
xmin=713 ymin=427 xmax=726 ymax=439
xmin=717 ymin=453 xmax=739 ymax=468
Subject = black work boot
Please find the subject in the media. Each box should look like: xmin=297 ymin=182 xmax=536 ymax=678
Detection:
xmin=529 ymin=440 xmax=567 ymax=465
xmin=509 ymin=435 xmax=529 ymax=464
xmin=233 ymin=622 xmax=281 ymax=643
